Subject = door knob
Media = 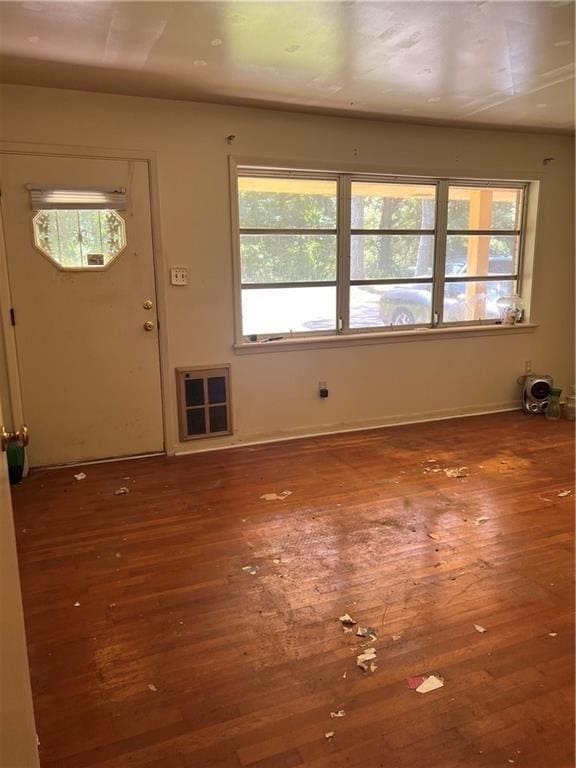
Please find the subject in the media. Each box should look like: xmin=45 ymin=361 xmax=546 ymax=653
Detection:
xmin=1 ymin=424 xmax=29 ymax=452
xmin=143 ymin=320 xmax=155 ymax=331
xmin=143 ymin=300 xmax=153 ymax=310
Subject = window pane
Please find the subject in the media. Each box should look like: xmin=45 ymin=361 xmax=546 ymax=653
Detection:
xmin=238 ymin=177 xmax=337 ymax=229
xmin=351 ymin=183 xmax=436 ymax=229
xmin=351 ymin=283 xmax=432 ymax=328
xmin=242 ymin=286 xmax=336 ymax=335
xmin=447 ymin=186 xmax=522 ymax=230
xmin=446 ymin=235 xmax=518 ymax=276
xmin=443 ymin=280 xmax=516 ymax=322
xmin=207 ymin=376 xmax=226 ymax=404
xmin=240 ymin=234 xmax=337 ymax=283
xmin=209 ymin=405 xmax=228 ymax=433
xmin=33 ymin=209 xmax=125 ymax=269
xmin=350 ymin=235 xmax=434 ymax=279
xmin=185 ymin=378 xmax=204 ymax=407
xmin=187 ymin=408 xmax=206 ymax=436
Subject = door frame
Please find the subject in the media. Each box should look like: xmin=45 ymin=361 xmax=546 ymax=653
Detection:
xmin=0 ymin=141 xmax=174 ymax=460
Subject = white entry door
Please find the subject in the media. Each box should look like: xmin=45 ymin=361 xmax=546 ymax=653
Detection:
xmin=0 ymin=154 xmax=164 ymax=466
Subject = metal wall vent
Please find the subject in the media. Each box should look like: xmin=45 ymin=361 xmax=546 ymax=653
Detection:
xmin=176 ymin=366 xmax=232 ymax=441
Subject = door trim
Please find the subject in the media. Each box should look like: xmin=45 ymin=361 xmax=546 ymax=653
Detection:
xmin=0 ymin=141 xmax=173 ymax=458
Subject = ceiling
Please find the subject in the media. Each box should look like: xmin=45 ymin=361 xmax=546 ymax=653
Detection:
xmin=0 ymin=1 xmax=574 ymax=132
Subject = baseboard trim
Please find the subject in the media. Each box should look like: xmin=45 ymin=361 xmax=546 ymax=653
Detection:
xmin=173 ymin=401 xmax=523 ymax=457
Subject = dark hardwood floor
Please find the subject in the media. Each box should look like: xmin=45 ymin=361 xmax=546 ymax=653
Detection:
xmin=12 ymin=412 xmax=575 ymax=768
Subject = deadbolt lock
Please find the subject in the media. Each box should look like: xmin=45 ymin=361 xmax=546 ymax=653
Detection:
xmin=143 ymin=320 xmax=155 ymax=331
xmin=143 ymin=300 xmax=153 ymax=310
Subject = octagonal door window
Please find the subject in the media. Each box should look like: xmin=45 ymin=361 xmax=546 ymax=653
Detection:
xmin=33 ymin=209 xmax=126 ymax=270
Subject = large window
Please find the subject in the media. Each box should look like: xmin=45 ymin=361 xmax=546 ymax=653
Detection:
xmin=235 ymin=168 xmax=527 ymax=340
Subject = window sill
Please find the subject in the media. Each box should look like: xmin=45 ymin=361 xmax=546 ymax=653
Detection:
xmin=233 ymin=323 xmax=538 ymax=354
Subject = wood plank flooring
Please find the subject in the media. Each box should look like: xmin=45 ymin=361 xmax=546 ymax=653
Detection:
xmin=12 ymin=412 xmax=575 ymax=768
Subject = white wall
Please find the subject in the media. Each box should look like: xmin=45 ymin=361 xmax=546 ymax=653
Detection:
xmin=0 ymin=84 xmax=574 ymax=454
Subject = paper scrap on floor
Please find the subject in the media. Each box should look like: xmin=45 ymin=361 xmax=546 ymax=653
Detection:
xmin=356 ymin=626 xmax=377 ymax=639
xmin=260 ymin=491 xmax=292 ymax=501
xmin=74 ymin=472 xmax=86 ymax=481
xmin=114 ymin=487 xmax=130 ymax=495
xmin=407 ymin=674 xmax=444 ymax=693
xmin=444 ymin=467 xmax=468 ymax=478
xmin=242 ymin=565 xmax=260 ymax=575
xmin=356 ymin=647 xmax=377 ymax=672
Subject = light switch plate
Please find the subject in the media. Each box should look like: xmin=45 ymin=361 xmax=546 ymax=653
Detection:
xmin=170 ymin=266 xmax=188 ymax=286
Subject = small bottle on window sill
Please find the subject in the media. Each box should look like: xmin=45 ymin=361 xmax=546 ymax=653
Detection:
xmin=497 ymin=295 xmax=525 ymax=325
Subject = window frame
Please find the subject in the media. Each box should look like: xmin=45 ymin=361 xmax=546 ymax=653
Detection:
xmin=236 ymin=168 xmax=340 ymax=339
xmin=232 ymin=163 xmax=529 ymax=343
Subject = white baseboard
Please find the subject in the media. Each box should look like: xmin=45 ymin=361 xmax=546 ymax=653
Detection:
xmin=173 ymin=400 xmax=523 ymax=457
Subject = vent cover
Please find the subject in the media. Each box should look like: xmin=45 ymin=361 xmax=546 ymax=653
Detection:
xmin=176 ymin=366 xmax=232 ymax=441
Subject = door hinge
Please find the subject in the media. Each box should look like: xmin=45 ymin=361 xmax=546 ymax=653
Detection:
xmin=9 ymin=308 xmax=15 ymax=326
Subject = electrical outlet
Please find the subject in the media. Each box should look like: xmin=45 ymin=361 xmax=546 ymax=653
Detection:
xmin=170 ymin=267 xmax=188 ymax=286
xmin=525 ymin=360 xmax=533 ymax=373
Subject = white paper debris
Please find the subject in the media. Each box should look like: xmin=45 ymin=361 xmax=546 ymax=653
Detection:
xmin=74 ymin=472 xmax=87 ymax=481
xmin=557 ymin=490 xmax=572 ymax=497
xmin=330 ymin=710 xmax=346 ymax=718
xmin=416 ymin=675 xmax=444 ymax=693
xmin=73 ymin=601 xmax=80 ymax=607
xmin=444 ymin=467 xmax=468 ymax=478
xmin=475 ymin=517 xmax=490 ymax=526
xmin=427 ymin=532 xmax=441 ymax=541
xmin=242 ymin=565 xmax=260 ymax=575
xmin=548 ymin=632 xmax=558 ymax=637
xmin=473 ymin=624 xmax=486 ymax=633
xmin=391 ymin=634 xmax=402 ymax=642
xmin=114 ymin=487 xmax=130 ymax=495
xmin=147 ymin=683 xmax=158 ymax=692
xmin=356 ymin=626 xmax=377 ymax=640
xmin=272 ymin=558 xmax=281 ymax=564
xmin=339 ymin=613 xmax=357 ymax=626
xmin=356 ymin=647 xmax=377 ymax=672
xmin=342 ymin=671 xmax=347 ymax=679
xmin=260 ymin=491 xmax=292 ymax=501
xmin=325 ymin=731 xmax=335 ymax=740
